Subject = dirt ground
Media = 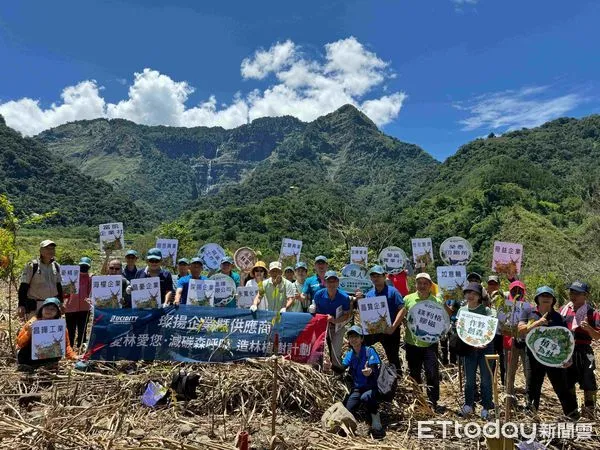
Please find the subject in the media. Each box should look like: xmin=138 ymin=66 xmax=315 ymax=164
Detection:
xmin=1 ymin=285 xmax=599 ymax=449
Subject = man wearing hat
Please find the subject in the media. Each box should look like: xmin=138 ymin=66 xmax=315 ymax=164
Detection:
xmin=122 ymin=250 xmax=139 ymax=282
xmin=63 ymin=256 xmax=93 ymax=348
xmin=301 ymin=255 xmax=329 ymax=306
xmin=312 ymin=270 xmax=352 ymax=372
xmin=174 ymin=257 xmax=208 ymax=305
xmin=219 ymin=256 xmax=241 ymax=287
xmin=560 ymin=281 xmax=600 ymax=416
xmin=135 ymin=248 xmax=174 ymax=305
xmin=251 ymin=262 xmax=296 ymax=312
xmin=399 ymin=272 xmax=446 ymax=411
xmin=519 ymin=286 xmax=579 ymax=419
xmin=293 ymin=262 xmax=309 ymax=312
xmin=18 ymin=240 xmax=63 ymax=319
xmin=355 ymin=265 xmax=405 ymax=375
xmin=341 ymin=325 xmax=385 ymax=439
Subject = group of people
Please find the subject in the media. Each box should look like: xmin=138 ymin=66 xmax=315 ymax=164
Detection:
xmin=14 ymin=240 xmax=600 ymax=438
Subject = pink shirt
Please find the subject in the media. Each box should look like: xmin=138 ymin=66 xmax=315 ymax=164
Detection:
xmin=64 ymin=273 xmax=92 ymax=313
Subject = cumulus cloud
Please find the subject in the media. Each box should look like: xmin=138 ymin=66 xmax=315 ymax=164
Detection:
xmin=0 ymin=36 xmax=405 ymax=136
xmin=455 ymin=86 xmax=583 ymax=131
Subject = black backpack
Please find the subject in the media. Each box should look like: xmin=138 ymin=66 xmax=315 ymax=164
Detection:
xmin=170 ymin=369 xmax=200 ymax=401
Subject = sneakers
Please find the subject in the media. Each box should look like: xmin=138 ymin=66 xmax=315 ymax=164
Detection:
xmin=370 ymin=427 xmax=386 ymax=440
xmin=459 ymin=404 xmax=473 ymax=417
xmin=480 ymin=409 xmax=489 ymax=420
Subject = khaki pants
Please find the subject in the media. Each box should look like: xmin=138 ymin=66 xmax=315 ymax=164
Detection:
xmin=327 ymin=323 xmax=347 ymax=371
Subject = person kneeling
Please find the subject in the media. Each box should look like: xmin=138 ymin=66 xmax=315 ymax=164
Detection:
xmin=342 ymin=325 xmax=385 ymax=439
xmin=16 ymin=297 xmax=77 ymax=371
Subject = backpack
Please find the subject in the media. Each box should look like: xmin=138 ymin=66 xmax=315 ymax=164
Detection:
xmin=377 ymin=360 xmax=397 ymax=399
xmin=29 ymin=260 xmax=60 ymax=284
xmin=170 ymin=369 xmax=200 ymax=401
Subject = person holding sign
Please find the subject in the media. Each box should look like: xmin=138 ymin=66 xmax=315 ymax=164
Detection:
xmin=16 ymin=297 xmax=77 ymax=371
xmin=174 ymin=257 xmax=208 ymax=305
xmin=398 ymin=272 xmax=447 ymax=412
xmin=312 ymin=271 xmax=352 ymax=372
xmin=250 ymin=262 xmax=295 ymax=312
xmin=341 ymin=325 xmax=385 ymax=440
xmin=63 ymin=257 xmax=93 ymax=348
xmin=122 ymin=250 xmax=139 ymax=282
xmin=518 ymin=286 xmax=579 ymax=420
xmin=457 ymin=283 xmax=497 ymax=419
xmin=355 ymin=265 xmax=404 ymax=376
xmin=18 ymin=240 xmax=63 ymax=319
xmin=560 ymin=281 xmax=600 ymax=417
xmin=134 ymin=248 xmax=174 ymax=305
xmin=302 ymin=255 xmax=328 ymax=307
xmin=219 ymin=256 xmax=241 ymax=287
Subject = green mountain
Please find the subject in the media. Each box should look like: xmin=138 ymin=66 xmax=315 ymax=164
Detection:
xmin=0 ymin=115 xmax=146 ymax=229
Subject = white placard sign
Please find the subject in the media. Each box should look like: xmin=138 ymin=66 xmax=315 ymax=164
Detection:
xmin=130 ymin=277 xmax=161 ymax=309
xmin=358 ymin=296 xmax=391 ymax=335
xmin=156 ymin=238 xmax=179 ymax=267
xmin=411 ymin=238 xmax=434 ymax=269
xmin=456 ymin=309 xmax=498 ymax=347
xmin=526 ymin=326 xmax=574 ymax=368
xmin=492 ymin=241 xmax=523 ymax=278
xmin=236 ymin=285 xmax=258 ymax=309
xmin=279 ymin=238 xmax=302 ymax=264
xmin=91 ymin=275 xmax=123 ymax=308
xmin=350 ymin=247 xmax=368 ymax=266
xmin=436 ymin=265 xmax=467 ymax=302
xmin=407 ymin=300 xmax=451 ymax=344
xmin=439 ymin=236 xmax=472 ymax=266
xmin=32 ymin=318 xmax=67 ymax=360
xmin=335 ymin=305 xmax=352 ymax=333
xmin=198 ymin=243 xmax=226 ymax=270
xmin=378 ymin=246 xmax=407 ymax=275
xmin=187 ymin=279 xmax=215 ymax=306
xmin=210 ymin=274 xmax=237 ymax=307
xmin=60 ymin=265 xmax=80 ymax=295
xmin=99 ymin=222 xmax=124 ymax=253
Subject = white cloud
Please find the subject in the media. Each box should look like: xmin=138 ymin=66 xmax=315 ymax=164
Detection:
xmin=456 ymin=86 xmax=583 ymax=131
xmin=0 ymin=36 xmax=405 ymax=136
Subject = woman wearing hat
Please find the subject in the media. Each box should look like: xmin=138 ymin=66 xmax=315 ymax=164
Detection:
xmin=518 ymin=286 xmax=579 ymax=420
xmin=458 ymin=282 xmax=496 ymax=419
xmin=245 ymin=261 xmax=268 ymax=309
xmin=16 ymin=297 xmax=77 ymax=371
xmin=63 ymin=256 xmax=93 ymax=349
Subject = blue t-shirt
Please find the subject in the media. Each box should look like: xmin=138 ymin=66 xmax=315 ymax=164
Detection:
xmin=303 ymin=274 xmax=326 ymax=300
xmin=220 ymin=270 xmax=241 ymax=287
xmin=177 ymin=274 xmax=208 ymax=305
xmin=135 ymin=268 xmax=174 ymax=304
xmin=313 ymin=288 xmax=350 ymax=316
xmin=342 ymin=345 xmax=381 ymax=390
xmin=365 ymin=285 xmax=404 ymax=320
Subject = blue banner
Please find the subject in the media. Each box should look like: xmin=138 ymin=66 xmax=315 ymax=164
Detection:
xmin=84 ymin=306 xmax=328 ymax=364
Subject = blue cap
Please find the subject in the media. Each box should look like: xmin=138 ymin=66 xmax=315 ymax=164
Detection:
xmin=177 ymin=258 xmax=189 ymax=265
xmin=347 ymin=325 xmax=364 ymax=336
xmin=146 ymin=248 xmax=162 ymax=261
xmin=295 ymin=261 xmax=308 ymax=270
xmin=190 ymin=257 xmax=204 ymax=265
xmin=125 ymin=250 xmax=139 ymax=257
xmin=315 ymin=255 xmax=328 ymax=263
xmin=368 ymin=265 xmax=386 ymax=275
xmin=220 ymin=256 xmax=234 ymax=265
xmin=324 ymin=270 xmax=339 ymax=280
xmin=41 ymin=297 xmax=61 ymax=308
xmin=569 ymin=281 xmax=590 ymax=293
xmin=534 ymin=286 xmax=556 ymax=300
xmin=78 ymin=256 xmax=92 ymax=267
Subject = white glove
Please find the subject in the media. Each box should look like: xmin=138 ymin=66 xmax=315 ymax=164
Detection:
xmin=308 ymin=303 xmax=316 ymax=314
xmin=250 ymin=304 xmax=258 ymax=313
xmin=279 ymin=307 xmax=286 ymax=314
xmin=125 ymin=285 xmax=132 ymax=295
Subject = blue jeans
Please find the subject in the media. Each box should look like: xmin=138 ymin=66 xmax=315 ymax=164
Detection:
xmin=345 ymin=388 xmax=378 ymax=414
xmin=463 ymin=345 xmax=494 ymax=410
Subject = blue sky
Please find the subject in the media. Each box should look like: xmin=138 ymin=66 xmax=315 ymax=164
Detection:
xmin=0 ymin=0 xmax=598 ymax=160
